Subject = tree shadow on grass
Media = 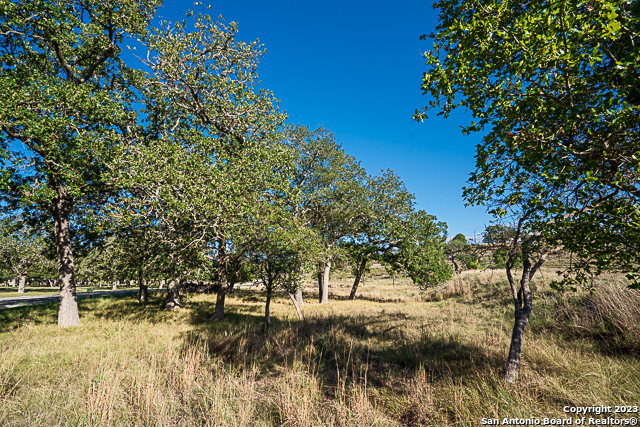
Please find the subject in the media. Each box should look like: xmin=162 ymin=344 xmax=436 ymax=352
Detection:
xmin=177 ymin=307 xmax=504 ymax=396
xmin=0 ymin=301 xmax=59 ymax=332
xmin=328 ymin=293 xmax=418 ymax=304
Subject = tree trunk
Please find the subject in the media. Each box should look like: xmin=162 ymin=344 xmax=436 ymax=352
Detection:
xmin=265 ymin=286 xmax=272 ymax=327
xmin=505 ymin=252 xmax=535 ymax=383
xmin=393 ymin=275 xmax=396 ymax=288
xmin=295 ymin=289 xmax=304 ymax=306
xmin=138 ymin=274 xmax=148 ymax=303
xmin=320 ymin=261 xmax=330 ymax=304
xmin=317 ymin=271 xmax=323 ymax=303
xmin=349 ymin=258 xmax=367 ymax=300
xmin=164 ymin=278 xmax=181 ymax=311
xmin=212 ymin=237 xmax=228 ymax=320
xmin=505 ymin=305 xmax=532 ymax=383
xmin=289 ymin=292 xmax=304 ymax=320
xmin=451 ymin=254 xmax=459 ymax=272
xmin=52 ymin=194 xmax=81 ymax=327
xmin=159 ymin=279 xmax=165 ymax=289
xmin=18 ymin=275 xmax=26 ymax=294
xmin=112 ymin=281 xmax=117 ymax=291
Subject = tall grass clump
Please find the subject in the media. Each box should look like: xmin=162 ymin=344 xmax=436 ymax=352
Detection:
xmin=546 ymin=275 xmax=640 ymax=352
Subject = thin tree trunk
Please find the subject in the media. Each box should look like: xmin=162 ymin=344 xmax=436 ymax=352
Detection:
xmin=317 ymin=271 xmax=323 ymax=303
xmin=505 ymin=304 xmax=532 ymax=383
xmin=159 ymin=279 xmax=165 ymax=289
xmin=320 ymin=261 xmax=330 ymax=304
xmin=164 ymin=278 xmax=181 ymax=311
xmin=212 ymin=236 xmax=228 ymax=320
xmin=112 ymin=281 xmax=117 ymax=291
xmin=289 ymin=292 xmax=304 ymax=320
xmin=349 ymin=258 xmax=367 ymax=300
xmin=393 ymin=275 xmax=396 ymax=288
xmin=265 ymin=286 xmax=272 ymax=327
xmin=52 ymin=193 xmax=80 ymax=327
xmin=505 ymin=254 xmax=534 ymax=383
xmin=295 ymin=289 xmax=304 ymax=306
xmin=18 ymin=275 xmax=26 ymax=294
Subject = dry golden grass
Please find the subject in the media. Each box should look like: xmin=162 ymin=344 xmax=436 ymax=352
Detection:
xmin=0 ymin=268 xmax=638 ymax=426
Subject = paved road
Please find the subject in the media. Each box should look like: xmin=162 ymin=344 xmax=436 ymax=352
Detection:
xmin=0 ymin=289 xmax=161 ymax=310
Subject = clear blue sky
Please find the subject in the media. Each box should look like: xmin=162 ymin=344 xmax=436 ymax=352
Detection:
xmin=157 ymin=0 xmax=494 ymax=239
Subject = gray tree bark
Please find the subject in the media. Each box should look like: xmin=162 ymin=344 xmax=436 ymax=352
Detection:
xmin=289 ymin=292 xmax=304 ymax=320
xmin=112 ymin=281 xmax=117 ymax=291
xmin=295 ymin=289 xmax=304 ymax=306
xmin=138 ymin=274 xmax=148 ymax=303
xmin=265 ymin=286 xmax=272 ymax=327
xmin=18 ymin=275 xmax=26 ymax=294
xmin=53 ymin=193 xmax=80 ymax=327
xmin=319 ymin=261 xmax=330 ymax=304
xmin=348 ymin=258 xmax=367 ymax=300
xmin=164 ymin=278 xmax=181 ymax=311
xmin=503 ymin=241 xmax=552 ymax=383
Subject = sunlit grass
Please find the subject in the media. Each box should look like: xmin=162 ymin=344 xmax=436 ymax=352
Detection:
xmin=0 ymin=268 xmax=638 ymax=426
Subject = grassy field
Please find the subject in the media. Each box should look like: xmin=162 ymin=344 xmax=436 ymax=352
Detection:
xmin=0 ymin=268 xmax=638 ymax=426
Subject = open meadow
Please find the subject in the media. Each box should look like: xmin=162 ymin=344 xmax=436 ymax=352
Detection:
xmin=1 ymin=267 xmax=638 ymax=426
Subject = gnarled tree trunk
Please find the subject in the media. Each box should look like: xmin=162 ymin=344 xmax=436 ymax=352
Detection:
xmin=164 ymin=278 xmax=181 ymax=311
xmin=349 ymin=257 xmax=367 ymax=300
xmin=52 ymin=193 xmax=80 ymax=327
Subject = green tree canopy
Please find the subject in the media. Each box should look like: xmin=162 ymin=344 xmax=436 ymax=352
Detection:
xmin=416 ymin=0 xmax=640 ymax=279
xmin=0 ymin=0 xmax=159 ymax=326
